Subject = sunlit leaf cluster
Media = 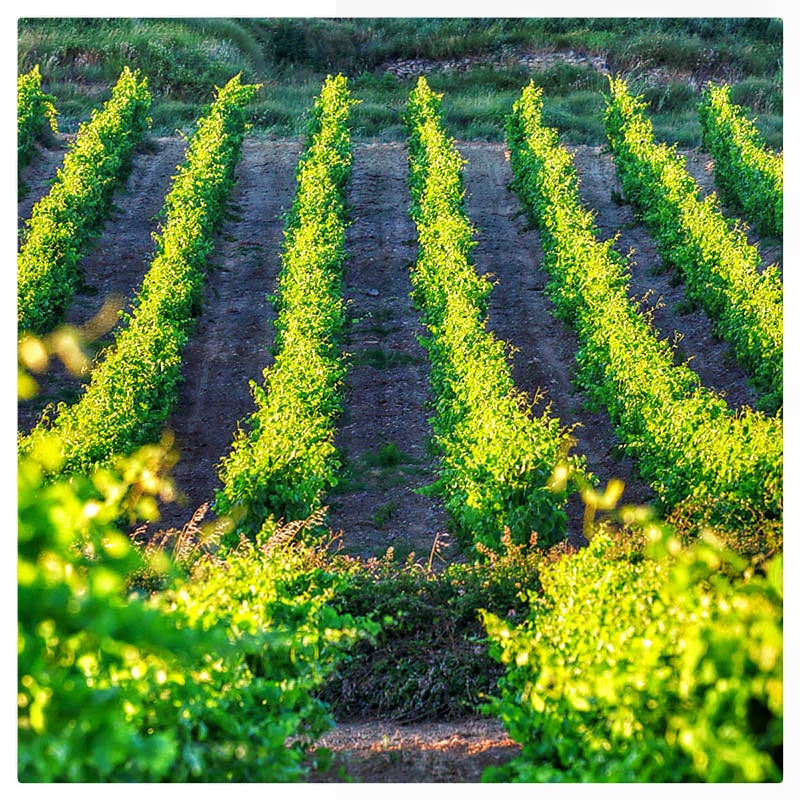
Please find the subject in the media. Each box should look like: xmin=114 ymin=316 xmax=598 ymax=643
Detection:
xmin=482 ymin=526 xmax=783 ymax=782
xmin=17 ymin=64 xmax=58 ymax=168
xmin=18 ymin=436 xmax=374 ymax=781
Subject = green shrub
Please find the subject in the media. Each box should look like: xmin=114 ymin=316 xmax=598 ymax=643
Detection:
xmin=18 ymin=433 xmax=375 ymax=782
xmin=482 ymin=525 xmax=783 ymax=782
xmin=405 ymin=77 xmax=587 ymax=553
xmin=321 ymin=530 xmax=566 ymax=721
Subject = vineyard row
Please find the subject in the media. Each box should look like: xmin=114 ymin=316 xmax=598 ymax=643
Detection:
xmin=506 ymin=80 xmax=782 ymax=546
xmin=698 ymin=81 xmax=783 ymax=237
xmin=214 ymin=74 xmax=355 ymax=542
xmin=20 ymin=75 xmax=259 ymax=474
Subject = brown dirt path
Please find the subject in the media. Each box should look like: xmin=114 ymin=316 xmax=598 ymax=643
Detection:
xmin=155 ymin=138 xmax=303 ymax=532
xmin=307 ymin=718 xmax=520 ymax=783
xmin=17 ymin=138 xmax=70 ymax=223
xmin=326 ymin=141 xmax=450 ymax=561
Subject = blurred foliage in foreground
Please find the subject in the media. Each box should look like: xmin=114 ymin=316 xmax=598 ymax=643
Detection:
xmin=17 ymin=432 xmax=377 ymax=782
xmin=482 ymin=520 xmax=783 ymax=782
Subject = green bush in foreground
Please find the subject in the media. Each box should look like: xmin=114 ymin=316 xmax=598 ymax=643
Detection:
xmin=18 ymin=433 xmax=374 ymax=782
xmin=482 ymin=523 xmax=783 ymax=782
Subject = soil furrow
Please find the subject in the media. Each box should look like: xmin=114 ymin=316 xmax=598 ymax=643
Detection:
xmin=17 ymin=139 xmax=69 ymax=223
xmin=327 ymin=141 xmax=449 ymax=560
xmin=154 ymin=138 xmax=303 ymax=533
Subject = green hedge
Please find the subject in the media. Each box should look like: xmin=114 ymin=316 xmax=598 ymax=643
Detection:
xmin=17 ymin=64 xmax=58 ymax=168
xmin=20 ymin=74 xmax=258 ymax=473
xmin=215 ymin=74 xmax=354 ymax=539
xmin=18 ymin=435 xmax=373 ymax=782
xmin=405 ymin=77 xmax=586 ymax=553
xmin=699 ymin=82 xmax=783 ymax=237
xmin=605 ymin=77 xmax=782 ymax=414
xmin=506 ymin=80 xmax=782 ymax=551
xmin=482 ymin=526 xmax=783 ymax=782
xmin=18 ymin=67 xmax=151 ymax=335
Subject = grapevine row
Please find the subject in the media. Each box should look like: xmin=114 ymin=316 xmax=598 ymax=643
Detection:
xmin=698 ymin=82 xmax=783 ymax=237
xmin=405 ymin=77 xmax=586 ymax=552
xmin=20 ymin=75 xmax=259 ymax=474
xmin=604 ymin=77 xmax=782 ymax=414
xmin=18 ymin=67 xmax=151 ymax=335
xmin=214 ymin=74 xmax=354 ymax=540
xmin=17 ymin=64 xmax=58 ymax=169
xmin=506 ymin=80 xmax=782 ymax=544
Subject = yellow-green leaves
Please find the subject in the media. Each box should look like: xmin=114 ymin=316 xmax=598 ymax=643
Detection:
xmin=605 ymin=77 xmax=782 ymax=414
xmin=18 ymin=67 xmax=151 ymax=335
xmin=17 ymin=64 xmax=58 ymax=167
xmin=483 ymin=529 xmax=783 ymax=782
xmin=508 ymin=78 xmax=782 ymax=551
xmin=406 ymin=77 xmax=587 ymax=553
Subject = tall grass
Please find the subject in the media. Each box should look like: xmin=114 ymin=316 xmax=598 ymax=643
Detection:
xmin=18 ymin=18 xmax=782 ymax=144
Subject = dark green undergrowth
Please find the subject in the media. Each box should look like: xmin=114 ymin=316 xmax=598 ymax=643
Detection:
xmin=317 ymin=530 xmax=578 ymax=722
xmin=18 ymin=17 xmax=782 ymax=146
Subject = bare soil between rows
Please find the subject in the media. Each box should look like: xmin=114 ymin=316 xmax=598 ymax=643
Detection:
xmin=17 ymin=133 xmax=781 ymax=783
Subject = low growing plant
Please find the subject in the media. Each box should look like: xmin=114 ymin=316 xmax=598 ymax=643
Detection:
xmin=18 ymin=432 xmax=376 ymax=782
xmin=481 ymin=523 xmax=783 ymax=782
xmin=405 ymin=76 xmax=587 ymax=553
xmin=215 ymin=74 xmax=355 ymax=540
